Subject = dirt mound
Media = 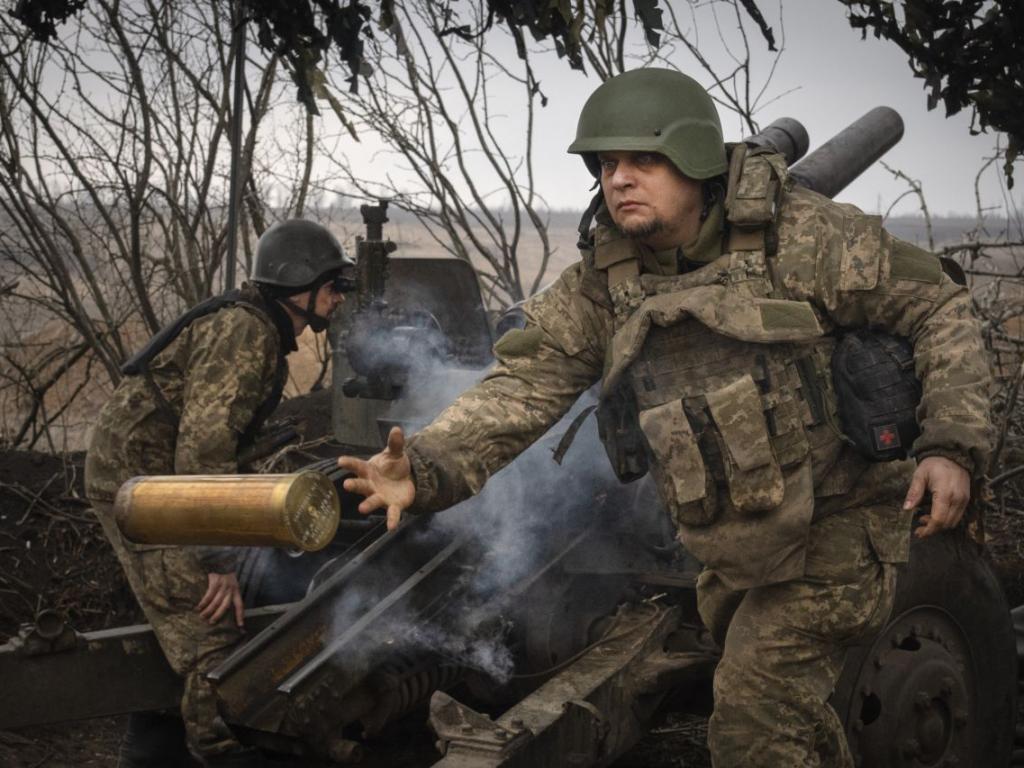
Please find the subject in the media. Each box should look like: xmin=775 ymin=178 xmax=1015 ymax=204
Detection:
xmin=0 ymin=450 xmax=138 ymax=642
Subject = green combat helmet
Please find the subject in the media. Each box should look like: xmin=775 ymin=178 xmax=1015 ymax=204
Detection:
xmin=252 ymin=219 xmax=355 ymax=332
xmin=568 ymin=68 xmax=727 ymax=180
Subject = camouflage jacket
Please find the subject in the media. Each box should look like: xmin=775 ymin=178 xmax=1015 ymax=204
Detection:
xmin=86 ymin=287 xmax=292 ymax=507
xmin=405 ymin=176 xmax=993 ymax=585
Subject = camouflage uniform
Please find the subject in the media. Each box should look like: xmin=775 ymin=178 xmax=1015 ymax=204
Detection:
xmin=402 ymin=154 xmax=993 ymax=766
xmin=86 ymin=285 xmax=292 ymax=762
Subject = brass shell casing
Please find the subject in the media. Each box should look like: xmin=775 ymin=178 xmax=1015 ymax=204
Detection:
xmin=114 ymin=472 xmax=340 ymax=552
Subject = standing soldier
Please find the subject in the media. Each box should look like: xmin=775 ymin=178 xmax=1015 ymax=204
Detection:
xmin=338 ymin=69 xmax=993 ymax=767
xmin=86 ymin=220 xmax=353 ymax=768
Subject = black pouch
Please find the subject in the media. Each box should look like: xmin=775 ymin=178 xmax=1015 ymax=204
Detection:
xmin=596 ymin=383 xmax=649 ymax=483
xmin=832 ymin=331 xmax=921 ymax=462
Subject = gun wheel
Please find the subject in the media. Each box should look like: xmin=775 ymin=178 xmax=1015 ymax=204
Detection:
xmin=832 ymin=530 xmax=1016 ymax=767
xmin=843 ymin=607 xmax=971 ymax=766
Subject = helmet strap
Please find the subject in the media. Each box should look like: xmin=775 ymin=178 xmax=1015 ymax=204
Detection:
xmin=576 ymin=189 xmax=605 ymax=249
xmin=701 ymin=177 xmax=726 ymax=223
xmin=280 ymin=279 xmax=330 ymax=333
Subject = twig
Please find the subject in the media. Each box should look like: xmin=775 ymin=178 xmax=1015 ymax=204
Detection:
xmin=990 ymin=465 xmax=1024 ymax=489
xmin=993 ymin=357 xmax=1024 ymax=472
xmin=257 ymin=435 xmax=334 ymax=473
xmin=2 ymin=479 xmax=62 ymax=525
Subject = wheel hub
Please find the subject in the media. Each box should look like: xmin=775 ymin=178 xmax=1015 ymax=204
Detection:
xmin=847 ymin=608 xmax=973 ymax=767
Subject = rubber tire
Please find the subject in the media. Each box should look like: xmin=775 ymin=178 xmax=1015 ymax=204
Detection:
xmin=831 ymin=530 xmax=1017 ymax=767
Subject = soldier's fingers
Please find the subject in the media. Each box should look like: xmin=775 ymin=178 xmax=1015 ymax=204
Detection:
xmin=358 ymin=493 xmax=386 ymax=515
xmin=903 ymin=469 xmax=928 ymax=510
xmin=914 ymin=513 xmax=937 ymax=538
xmin=198 ymin=586 xmax=223 ymax=619
xmin=386 ymin=427 xmax=405 ymax=458
xmin=344 ymin=477 xmax=376 ymax=497
xmin=196 ymin=578 xmax=218 ymax=612
xmin=337 ymin=456 xmax=368 ymax=476
xmin=233 ymin=591 xmax=245 ymax=630
xmin=207 ymin=591 xmax=233 ymax=624
xmin=386 ymin=504 xmax=402 ymax=531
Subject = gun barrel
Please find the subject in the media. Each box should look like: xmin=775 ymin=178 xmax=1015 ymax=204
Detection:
xmin=788 ymin=106 xmax=904 ymax=199
xmin=114 ymin=471 xmax=339 ymax=551
xmin=743 ymin=117 xmax=810 ymax=166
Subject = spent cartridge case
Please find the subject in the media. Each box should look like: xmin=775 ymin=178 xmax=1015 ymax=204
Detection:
xmin=114 ymin=471 xmax=339 ymax=551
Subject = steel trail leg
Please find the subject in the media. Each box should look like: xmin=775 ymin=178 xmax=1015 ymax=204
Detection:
xmin=429 ymin=603 xmax=717 ymax=768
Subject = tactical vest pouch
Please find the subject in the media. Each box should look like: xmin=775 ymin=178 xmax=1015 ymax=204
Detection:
xmin=596 ymin=385 xmax=649 ymax=483
xmin=832 ymin=331 xmax=921 ymax=462
xmin=705 ymin=374 xmax=785 ymax=513
xmin=637 ymin=399 xmax=717 ymax=527
xmin=727 ymin=154 xmax=779 ymax=228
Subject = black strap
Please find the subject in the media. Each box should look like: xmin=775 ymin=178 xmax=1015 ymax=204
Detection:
xmin=794 ymin=355 xmax=827 ymax=427
xmin=121 ymin=287 xmax=290 ymax=449
xmin=120 ymin=289 xmax=245 ymax=375
xmin=576 ymin=191 xmax=605 ymax=250
xmin=552 ymin=405 xmax=598 ymax=465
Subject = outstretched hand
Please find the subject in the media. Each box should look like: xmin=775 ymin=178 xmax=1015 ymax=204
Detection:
xmin=338 ymin=426 xmax=416 ymax=531
xmin=904 ymin=455 xmax=972 ymax=538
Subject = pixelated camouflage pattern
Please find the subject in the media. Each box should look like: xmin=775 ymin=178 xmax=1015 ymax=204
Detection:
xmin=637 ymin=398 xmax=716 ymax=525
xmin=774 ymin=186 xmax=994 ymax=476
xmin=85 ymin=299 xmax=287 ymax=758
xmin=93 ymin=502 xmax=245 ymax=758
xmin=704 ymin=373 xmax=785 ymax=512
xmin=614 ymin=251 xmax=833 ymax=587
xmin=700 ymin=506 xmax=898 ymax=768
xmin=86 ymin=302 xmax=286 ymax=504
xmin=402 ymin=152 xmax=989 ymax=768
xmin=408 ymin=176 xmax=992 ymax=551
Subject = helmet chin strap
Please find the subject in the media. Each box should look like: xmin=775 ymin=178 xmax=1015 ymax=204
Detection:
xmin=576 ymin=189 xmax=605 ymax=249
xmin=281 ymin=290 xmax=329 ymax=333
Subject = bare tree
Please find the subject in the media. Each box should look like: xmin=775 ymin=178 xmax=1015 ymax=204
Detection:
xmin=0 ymin=1 xmax=784 ymax=447
xmin=0 ymin=1 xmax=333 ymax=449
xmin=309 ymin=0 xmax=555 ymax=308
xmin=576 ymin=0 xmax=787 ymax=133
xmin=312 ymin=0 xmax=784 ymax=309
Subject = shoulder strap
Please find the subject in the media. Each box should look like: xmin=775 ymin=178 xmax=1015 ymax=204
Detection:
xmin=240 ymin=352 xmax=288 ymax=447
xmin=120 ymin=289 xmax=246 ymax=375
xmin=724 ymin=148 xmax=788 ymax=255
xmin=594 ymin=228 xmax=641 ymax=289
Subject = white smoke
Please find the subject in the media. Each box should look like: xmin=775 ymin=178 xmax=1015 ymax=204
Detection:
xmin=322 ymin=273 xmax=659 ymax=692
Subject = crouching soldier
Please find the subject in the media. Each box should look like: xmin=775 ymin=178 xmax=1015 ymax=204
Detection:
xmin=85 ymin=220 xmax=353 ymax=767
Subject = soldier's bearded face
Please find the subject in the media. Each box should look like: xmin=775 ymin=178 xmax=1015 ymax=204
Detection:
xmin=598 ymin=151 xmax=704 ymax=249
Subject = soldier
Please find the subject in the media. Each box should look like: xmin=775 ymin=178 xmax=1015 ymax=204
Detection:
xmin=85 ymin=219 xmax=354 ymax=768
xmin=339 ymin=68 xmax=994 ymax=767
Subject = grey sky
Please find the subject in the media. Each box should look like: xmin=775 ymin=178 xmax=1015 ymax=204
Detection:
xmin=504 ymin=1 xmax=1019 ymax=219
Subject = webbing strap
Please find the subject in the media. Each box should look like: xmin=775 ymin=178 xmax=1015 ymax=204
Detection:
xmin=608 ymin=259 xmax=640 ymax=287
xmin=726 ymin=227 xmax=765 ymax=253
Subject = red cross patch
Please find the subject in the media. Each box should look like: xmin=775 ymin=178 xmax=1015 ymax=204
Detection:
xmin=873 ymin=424 xmax=901 ymax=451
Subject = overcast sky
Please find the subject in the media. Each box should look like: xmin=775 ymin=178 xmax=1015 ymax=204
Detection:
xmin=475 ymin=1 xmax=1020 ymax=219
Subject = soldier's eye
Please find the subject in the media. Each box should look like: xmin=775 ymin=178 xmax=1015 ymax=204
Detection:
xmin=599 ymin=158 xmax=617 ymax=173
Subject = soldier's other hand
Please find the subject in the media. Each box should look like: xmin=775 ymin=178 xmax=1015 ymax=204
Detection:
xmin=197 ymin=572 xmax=245 ymax=629
xmin=904 ymin=455 xmax=971 ymax=538
xmin=338 ymin=426 xmax=415 ymax=531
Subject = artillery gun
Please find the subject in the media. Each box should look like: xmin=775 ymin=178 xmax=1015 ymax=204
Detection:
xmin=0 ymin=108 xmax=1016 ymax=768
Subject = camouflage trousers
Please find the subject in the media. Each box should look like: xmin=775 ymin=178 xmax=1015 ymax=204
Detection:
xmin=697 ymin=507 xmax=899 ymax=768
xmin=93 ymin=503 xmax=245 ymax=761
